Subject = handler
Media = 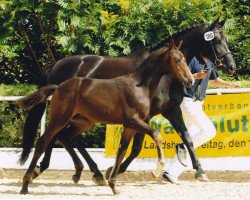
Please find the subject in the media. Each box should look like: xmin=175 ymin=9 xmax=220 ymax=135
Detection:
xmin=162 ymin=54 xmax=241 ymax=183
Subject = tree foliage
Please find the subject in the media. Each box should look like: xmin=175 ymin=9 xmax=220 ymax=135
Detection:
xmin=0 ymin=0 xmax=248 ymax=84
xmin=220 ymin=0 xmax=249 ymax=76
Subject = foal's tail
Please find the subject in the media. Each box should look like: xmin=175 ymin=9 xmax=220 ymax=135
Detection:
xmin=16 ymin=85 xmax=58 ymax=164
xmin=17 ymin=85 xmax=58 ymax=110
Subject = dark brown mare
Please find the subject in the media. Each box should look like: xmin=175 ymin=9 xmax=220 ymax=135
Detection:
xmin=19 ymin=17 xmax=236 ymax=184
xmin=17 ymin=41 xmax=194 ymax=194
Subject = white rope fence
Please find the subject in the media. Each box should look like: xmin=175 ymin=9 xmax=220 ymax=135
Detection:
xmin=206 ymin=88 xmax=250 ymax=94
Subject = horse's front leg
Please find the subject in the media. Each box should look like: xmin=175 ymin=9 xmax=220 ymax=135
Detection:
xmin=150 ymin=130 xmax=165 ymax=178
xmin=105 ymin=133 xmax=145 ymax=179
xmin=162 ymin=106 xmax=206 ymax=177
xmin=108 ymin=128 xmax=134 ymax=195
xmin=20 ymin=128 xmax=58 ymax=194
xmin=119 ymin=133 xmax=145 ymax=173
xmin=125 ymin=115 xmax=165 ymax=178
xmin=31 ymin=137 xmax=56 ymax=180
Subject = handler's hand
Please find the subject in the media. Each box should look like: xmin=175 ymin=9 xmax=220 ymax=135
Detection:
xmin=195 ymin=70 xmax=207 ymax=79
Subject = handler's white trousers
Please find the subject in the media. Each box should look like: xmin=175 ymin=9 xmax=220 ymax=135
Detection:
xmin=166 ymin=97 xmax=216 ymax=179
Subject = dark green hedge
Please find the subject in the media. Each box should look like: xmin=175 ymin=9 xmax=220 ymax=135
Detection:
xmin=0 ymin=0 xmax=249 ymax=84
xmin=0 ymin=102 xmax=106 ymax=148
xmin=0 ymin=102 xmax=26 ymax=147
xmin=0 ymin=84 xmax=105 ymax=148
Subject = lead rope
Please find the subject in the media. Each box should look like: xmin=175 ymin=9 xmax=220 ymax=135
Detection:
xmin=193 ymin=38 xmax=219 ymax=101
xmin=193 ymin=62 xmax=207 ymax=102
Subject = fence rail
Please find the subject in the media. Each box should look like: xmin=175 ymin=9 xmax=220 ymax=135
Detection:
xmin=206 ymin=88 xmax=250 ymax=94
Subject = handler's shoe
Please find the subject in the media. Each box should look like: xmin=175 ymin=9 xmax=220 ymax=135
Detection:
xmin=161 ymin=171 xmax=178 ymax=184
xmin=176 ymin=143 xmax=188 ymax=167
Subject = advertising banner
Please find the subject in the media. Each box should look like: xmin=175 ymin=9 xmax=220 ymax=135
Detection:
xmin=105 ymin=93 xmax=250 ymax=158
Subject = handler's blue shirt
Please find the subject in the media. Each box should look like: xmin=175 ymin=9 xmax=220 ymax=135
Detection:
xmin=184 ymin=55 xmax=218 ymax=101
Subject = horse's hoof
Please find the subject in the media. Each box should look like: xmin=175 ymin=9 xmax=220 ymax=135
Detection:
xmin=175 ymin=144 xmax=188 ymax=167
xmin=72 ymin=174 xmax=80 ymax=184
xmin=108 ymin=179 xmax=119 ymax=195
xmin=31 ymin=166 xmax=41 ymax=180
xmin=151 ymin=160 xmax=165 ymax=178
xmin=151 ymin=171 xmax=158 ymax=178
xmin=92 ymin=175 xmax=107 ymax=186
xmin=112 ymin=188 xmax=120 ymax=195
xmin=105 ymin=167 xmax=112 ymax=180
xmin=195 ymin=172 xmax=209 ymax=182
xmin=72 ymin=165 xmax=83 ymax=184
xmin=20 ymin=188 xmax=28 ymax=194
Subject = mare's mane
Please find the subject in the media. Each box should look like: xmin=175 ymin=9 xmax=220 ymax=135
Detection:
xmin=129 ymin=48 xmax=149 ymax=57
xmin=149 ymin=23 xmax=207 ymax=51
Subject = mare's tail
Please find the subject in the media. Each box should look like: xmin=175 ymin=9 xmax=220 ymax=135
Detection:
xmin=16 ymin=85 xmax=58 ymax=164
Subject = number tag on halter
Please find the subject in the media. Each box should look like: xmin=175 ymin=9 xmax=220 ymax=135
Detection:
xmin=204 ymin=31 xmax=214 ymax=41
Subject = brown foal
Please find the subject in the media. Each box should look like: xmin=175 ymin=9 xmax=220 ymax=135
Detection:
xmin=17 ymin=40 xmax=193 ymax=195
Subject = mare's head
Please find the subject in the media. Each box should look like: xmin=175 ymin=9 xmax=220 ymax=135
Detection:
xmin=166 ymin=40 xmax=194 ymax=87
xmin=201 ymin=17 xmax=236 ymax=74
xmin=151 ymin=17 xmax=236 ymax=74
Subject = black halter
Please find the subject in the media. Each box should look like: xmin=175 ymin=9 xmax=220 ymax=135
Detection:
xmin=202 ymin=30 xmax=231 ymax=70
xmin=194 ymin=35 xmax=232 ymax=101
xmin=194 ymin=30 xmax=230 ymax=101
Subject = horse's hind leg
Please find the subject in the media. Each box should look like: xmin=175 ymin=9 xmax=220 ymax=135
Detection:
xmin=66 ymin=116 xmax=106 ymax=185
xmin=71 ymin=134 xmax=106 ymax=185
xmin=31 ymin=137 xmax=56 ymax=180
xmin=32 ymin=129 xmax=84 ymax=183
xmin=20 ymin=123 xmax=66 ymax=194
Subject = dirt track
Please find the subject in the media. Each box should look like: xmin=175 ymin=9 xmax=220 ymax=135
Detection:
xmin=0 ymin=169 xmax=250 ymax=200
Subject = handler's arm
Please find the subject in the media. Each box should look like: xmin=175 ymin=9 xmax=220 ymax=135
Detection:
xmin=209 ymin=78 xmax=241 ymax=88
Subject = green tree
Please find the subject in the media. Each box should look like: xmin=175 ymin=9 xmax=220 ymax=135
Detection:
xmin=0 ymin=0 xmax=59 ymax=84
xmin=221 ymin=0 xmax=249 ymax=76
xmin=2 ymin=0 xmax=248 ymax=84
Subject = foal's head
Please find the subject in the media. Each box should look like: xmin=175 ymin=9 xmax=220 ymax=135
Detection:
xmin=166 ymin=40 xmax=194 ymax=87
